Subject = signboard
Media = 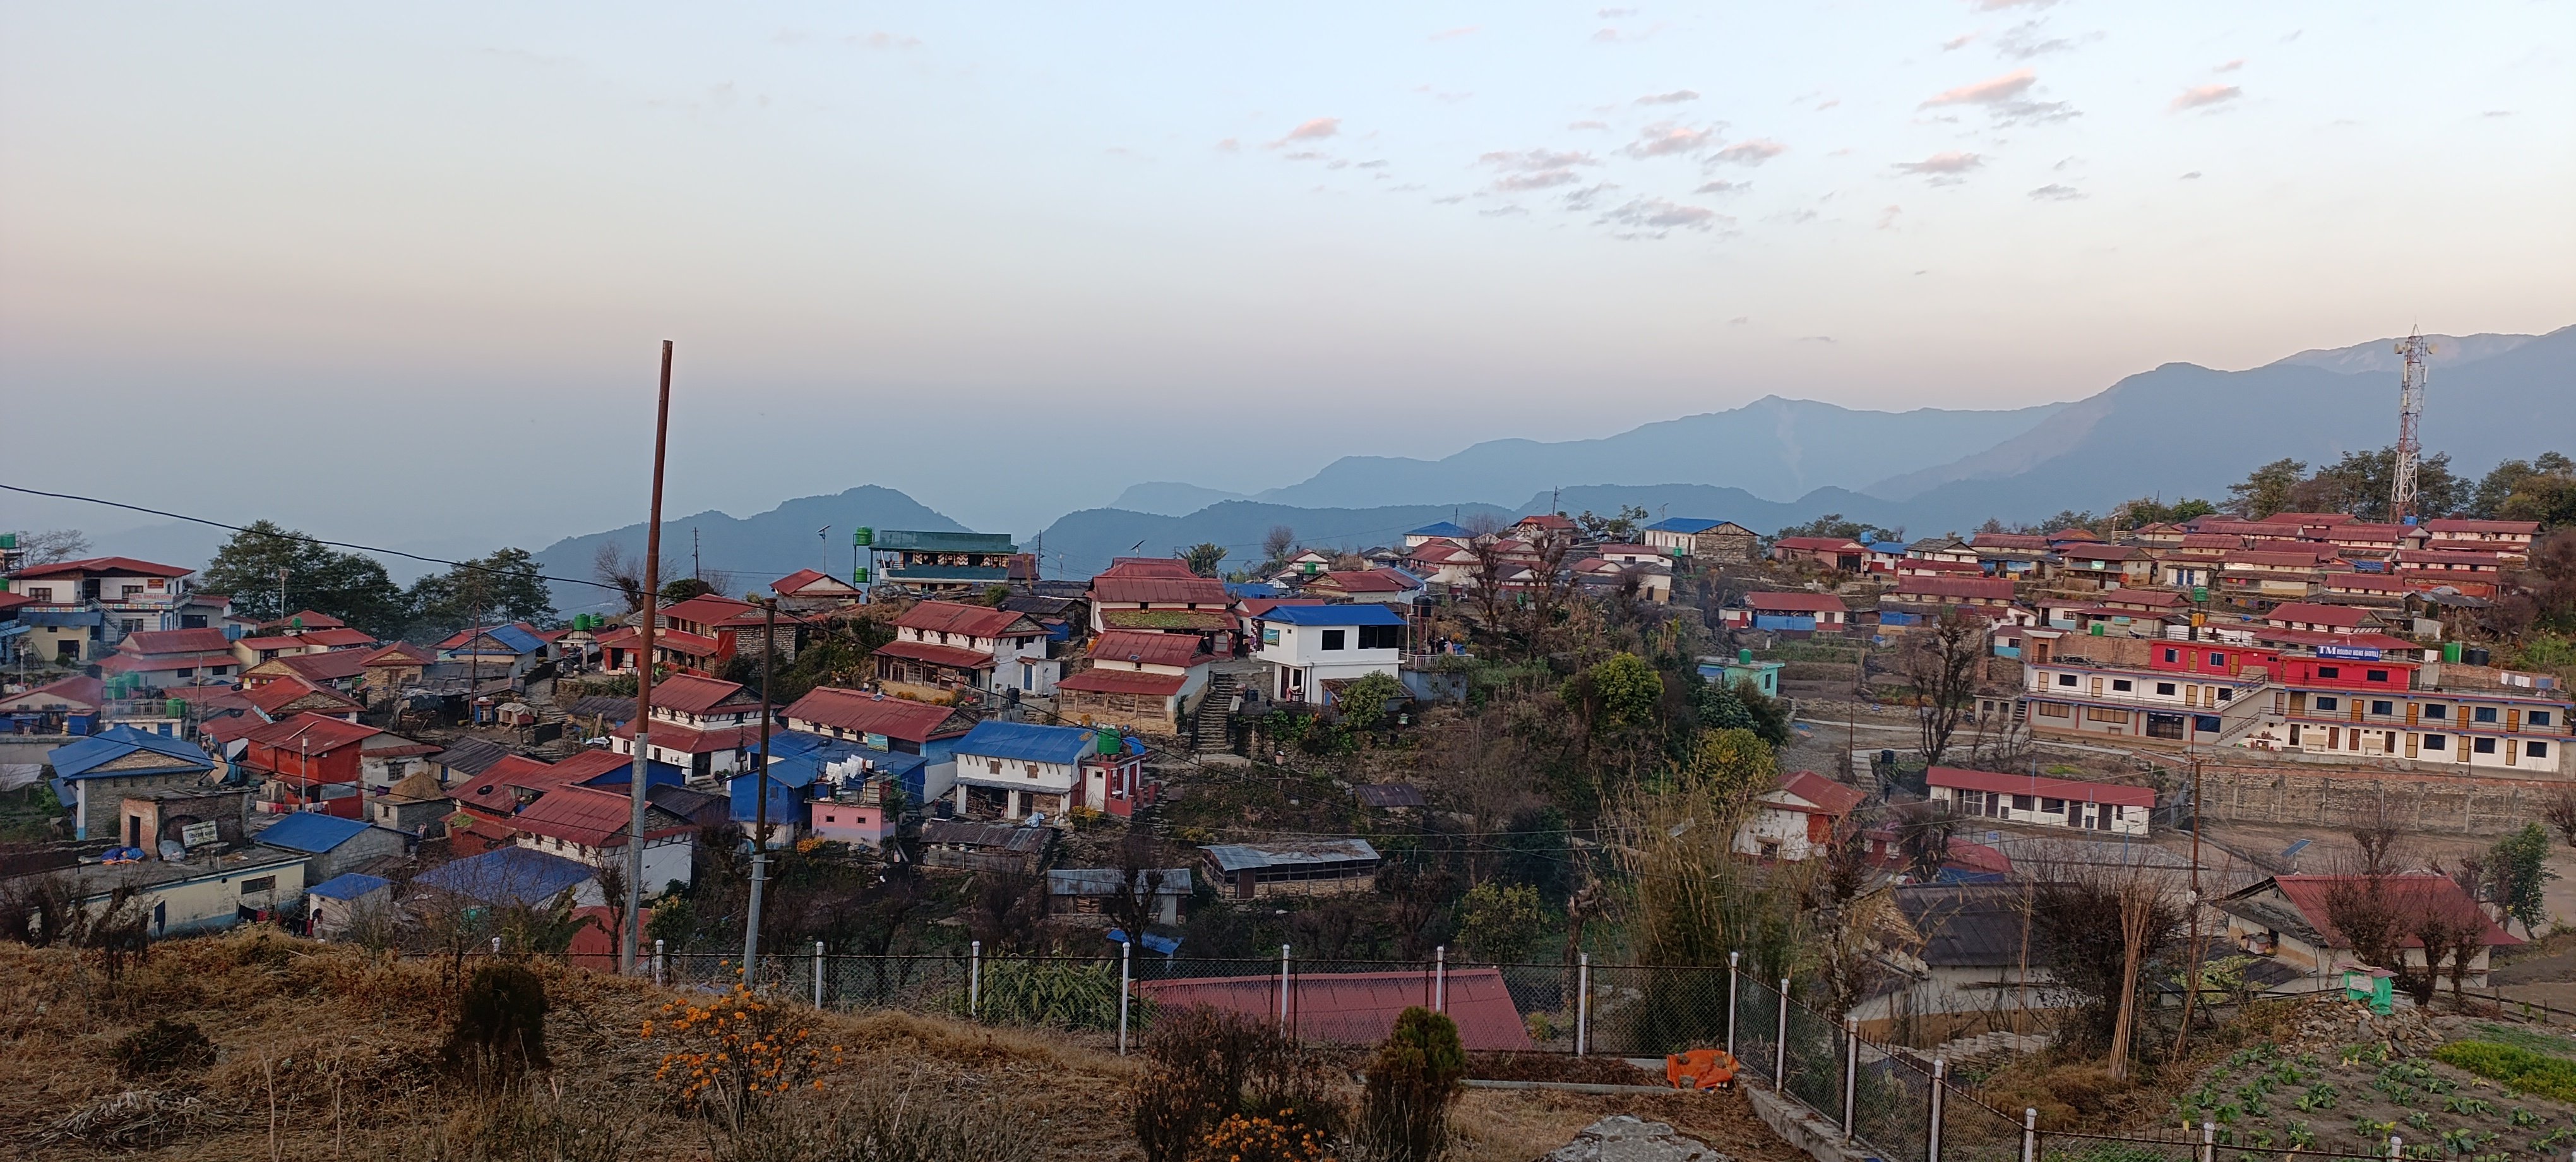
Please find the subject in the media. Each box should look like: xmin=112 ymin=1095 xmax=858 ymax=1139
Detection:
xmin=2317 ymin=644 xmax=2383 ymax=661
xmin=1261 ymin=626 xmax=1281 ymax=647
xmin=180 ymin=820 xmax=220 ymax=848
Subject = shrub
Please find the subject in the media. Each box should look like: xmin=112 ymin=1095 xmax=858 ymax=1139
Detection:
xmin=1129 ymin=1006 xmax=1338 ymax=1162
xmin=2435 ymin=1041 xmax=2576 ymax=1103
xmin=446 ymin=961 xmax=550 ymax=1082
xmin=1359 ymin=1007 xmax=1466 ymax=1162
xmin=646 ymin=982 xmax=843 ymax=1131
xmin=1200 ymin=1113 xmax=1335 ymax=1162
xmin=111 ymin=1017 xmax=216 ymax=1078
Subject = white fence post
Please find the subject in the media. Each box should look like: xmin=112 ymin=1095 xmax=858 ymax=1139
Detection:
xmin=813 ymin=940 xmax=825 ymax=1009
xmin=1842 ymin=1017 xmax=1859 ymax=1141
xmin=2021 ymin=1107 xmax=2037 ymax=1162
xmin=490 ymin=936 xmax=502 ymax=955
xmin=1928 ymin=1058 xmax=1947 ymax=1162
xmin=652 ymin=938 xmax=664 ymax=986
xmin=1726 ymin=950 xmax=1741 ymax=1058
xmin=1774 ymin=978 xmax=1789 ymax=1087
xmin=2200 ymin=1121 xmax=2215 ymax=1162
xmin=1279 ymin=943 xmax=1292 ymax=1035
xmin=969 ymin=940 xmax=982 ymax=1019
xmin=1575 ymin=952 xmax=1590 ymax=1057
xmin=1434 ymin=946 xmax=1446 ymax=1014
xmin=1119 ymin=938 xmax=1133 ymax=1057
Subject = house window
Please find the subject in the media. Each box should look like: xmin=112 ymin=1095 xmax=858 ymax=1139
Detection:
xmin=2315 ymin=697 xmax=2339 ymax=712
xmin=2056 ymin=673 xmax=2077 ymax=687
xmin=241 ymin=876 xmax=277 ymax=895
xmin=2474 ymin=738 xmax=2497 ymax=755
xmin=2111 ymin=679 xmax=2133 ymax=692
xmin=2424 ymin=734 xmax=2447 ymax=750
xmin=2036 ymin=702 xmax=2069 ymax=718
xmin=2318 ymin=666 xmax=2340 ymax=678
xmin=2215 ymin=688 xmax=2232 ymax=702
xmin=988 ymin=759 xmax=1003 ymax=774
xmin=2156 ymin=682 xmax=2176 ymax=696
xmin=2532 ymin=711 xmax=2555 ymax=727
xmin=2013 ymin=794 xmax=2034 ymax=811
xmin=2366 ymin=669 xmax=2389 ymax=683
xmin=2529 ymin=741 xmax=2551 ymax=759
xmin=2424 ymin=704 xmax=2448 ymax=719
xmin=2475 ymin=707 xmax=2499 ymax=724
xmin=2163 ymin=649 xmax=2179 ymax=663
xmin=1320 ymin=630 xmax=1347 ymax=651
xmin=176 ymin=668 xmax=193 ymax=678
xmin=2086 ymin=707 xmax=2130 ymax=724
xmin=2208 ymin=652 xmax=2226 ymax=667
xmin=2370 ymin=700 xmax=2393 ymax=716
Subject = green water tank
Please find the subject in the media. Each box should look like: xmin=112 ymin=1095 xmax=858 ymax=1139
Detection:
xmin=853 ymin=527 xmax=873 ymax=547
xmin=2443 ymin=642 xmax=2463 ymax=663
xmin=1738 ymin=648 xmax=1753 ymax=664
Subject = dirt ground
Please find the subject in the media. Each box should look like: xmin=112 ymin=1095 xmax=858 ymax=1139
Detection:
xmin=0 ymin=931 xmax=1795 ymax=1162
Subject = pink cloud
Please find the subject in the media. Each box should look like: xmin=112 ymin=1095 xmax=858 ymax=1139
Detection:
xmin=1625 ymin=124 xmax=1717 ymax=158
xmin=1712 ymin=138 xmax=1787 ymax=165
xmin=1921 ymin=68 xmax=2037 ymax=108
xmin=1282 ymin=117 xmax=1341 ymax=141
xmin=2171 ymin=84 xmax=2241 ymax=111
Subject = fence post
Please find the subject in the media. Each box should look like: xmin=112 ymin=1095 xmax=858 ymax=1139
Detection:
xmin=2199 ymin=1121 xmax=2214 ymax=1162
xmin=969 ymin=940 xmax=982 ymax=1020
xmin=1842 ymin=1018 xmax=1858 ymax=1141
xmin=2020 ymin=1107 xmax=2037 ymax=1162
xmin=1576 ymin=952 xmax=1590 ymax=1057
xmin=491 ymin=936 xmax=502 ymax=955
xmin=1927 ymin=1058 xmax=1947 ymax=1162
xmin=813 ymin=940 xmax=825 ymax=1009
xmin=2387 ymin=1135 xmax=2399 ymax=1162
xmin=1119 ymin=938 xmax=1133 ymax=1057
xmin=652 ymin=938 xmax=664 ymax=986
xmin=1774 ymin=978 xmax=1790 ymax=1087
xmin=1434 ymin=946 xmax=1446 ymax=1014
xmin=1726 ymin=950 xmax=1741 ymax=1058
xmin=1279 ymin=943 xmax=1292 ymax=1036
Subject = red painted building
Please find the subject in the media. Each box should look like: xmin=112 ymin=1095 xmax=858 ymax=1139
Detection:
xmin=240 ymin=713 xmax=381 ymax=818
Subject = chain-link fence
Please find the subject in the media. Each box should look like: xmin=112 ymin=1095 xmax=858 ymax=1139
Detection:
xmin=1851 ymin=1034 xmax=1935 ymax=1162
xmin=1782 ymin=993 xmax=1844 ymax=1118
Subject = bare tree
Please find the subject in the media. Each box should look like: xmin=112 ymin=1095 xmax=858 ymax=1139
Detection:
xmin=1261 ymin=525 xmax=1296 ymax=565
xmin=2543 ymin=788 xmax=2576 ymax=849
xmin=1100 ymin=825 xmax=1172 ymax=942
xmin=1898 ymin=609 xmax=1986 ymax=769
xmin=2027 ymin=860 xmax=2182 ymax=1067
xmin=593 ymin=542 xmax=654 ymax=614
xmin=11 ymin=529 xmax=91 ymax=566
xmin=1888 ymin=800 xmax=1959 ymax=881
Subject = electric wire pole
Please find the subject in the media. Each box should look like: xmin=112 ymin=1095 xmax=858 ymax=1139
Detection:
xmin=622 ymin=340 xmax=672 ymax=976
xmin=744 ymin=598 xmax=778 ymax=987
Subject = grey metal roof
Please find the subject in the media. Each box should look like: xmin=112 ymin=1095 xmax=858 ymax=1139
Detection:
xmin=1200 ymin=839 xmax=1380 ymax=873
xmin=1353 ymin=783 xmax=1428 ymax=809
xmin=1893 ymin=883 xmax=2036 ymax=968
xmin=919 ymin=819 xmax=1052 ymax=854
xmin=436 ymin=736 xmax=515 ymax=777
xmin=875 ymin=530 xmax=1017 ymax=554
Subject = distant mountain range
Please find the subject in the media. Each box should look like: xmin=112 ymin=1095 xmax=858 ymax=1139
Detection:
xmin=520 ymin=325 xmax=2573 ymax=600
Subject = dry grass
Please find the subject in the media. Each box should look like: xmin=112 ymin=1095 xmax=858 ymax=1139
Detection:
xmin=0 ymin=930 xmax=1141 ymax=1161
xmin=0 ymin=930 xmax=1808 ymax=1161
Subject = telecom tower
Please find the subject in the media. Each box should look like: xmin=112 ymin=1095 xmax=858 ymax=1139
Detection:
xmin=2390 ymin=328 xmax=2430 ymax=523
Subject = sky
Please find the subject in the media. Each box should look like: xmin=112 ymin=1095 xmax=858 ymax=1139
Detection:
xmin=3 ymin=1 xmax=2571 ymax=554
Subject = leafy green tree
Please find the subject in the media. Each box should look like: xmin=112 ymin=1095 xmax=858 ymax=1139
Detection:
xmin=2486 ymin=453 xmax=2576 ymax=529
xmin=2291 ymin=446 xmax=2462 ymax=520
xmin=1455 ymin=882 xmax=1547 ymax=962
xmin=1179 ymin=542 xmax=1227 ymax=577
xmin=2113 ymin=496 xmax=2217 ymax=526
xmin=1773 ymin=513 xmax=1896 ymax=544
xmin=2226 ymin=457 xmax=2308 ymax=518
xmin=1678 ymin=727 xmax=1775 ymax=801
xmin=1360 ymin=1008 xmax=1465 ymax=1162
xmin=2038 ymin=509 xmax=2099 ymax=534
xmin=1336 ymin=671 xmax=1407 ymax=731
xmin=658 ymin=577 xmax=713 ymax=602
xmin=405 ymin=548 xmax=556 ymax=638
xmin=1572 ymin=505 xmax=1650 ymax=542
xmin=1566 ymin=653 xmax=1661 ymax=733
xmin=2488 ymin=822 xmax=2557 ymax=938
xmin=201 ymin=520 xmax=407 ymax=636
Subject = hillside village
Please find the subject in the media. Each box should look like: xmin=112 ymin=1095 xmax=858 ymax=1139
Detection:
xmin=6 ymin=448 xmax=2576 ymax=1161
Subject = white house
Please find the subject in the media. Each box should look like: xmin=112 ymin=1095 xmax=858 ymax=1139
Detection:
xmin=1732 ymin=770 xmax=1868 ymax=861
xmin=607 ymin=673 xmax=761 ymax=786
xmin=873 ymin=600 xmax=1059 ymax=697
xmin=1055 ymin=630 xmax=1215 ymax=734
xmin=948 ymin=720 xmax=1114 ymax=822
xmin=1925 ymin=766 xmax=2152 ymax=836
xmin=1251 ymin=604 xmax=1405 ymax=705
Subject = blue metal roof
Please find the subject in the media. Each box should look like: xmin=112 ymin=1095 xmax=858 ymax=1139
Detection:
xmin=1407 ymin=521 xmax=1471 ymax=538
xmin=21 ymin=609 xmax=102 ymax=626
xmin=455 ymin=624 xmax=546 ymax=655
xmin=1225 ymin=582 xmax=1282 ymax=599
xmin=953 ymin=721 xmax=1102 ymax=765
xmin=47 ymin=726 xmax=213 ymax=780
xmin=254 ymin=812 xmax=375 ymax=853
xmin=307 ymin=872 xmax=391 ymax=901
xmin=741 ymin=733 xmax=927 ymax=789
xmin=1868 ymin=541 xmax=1910 ymax=553
xmin=412 ymin=846 xmax=597 ymax=906
xmin=1643 ymin=517 xmax=1726 ymax=534
xmin=1257 ymin=604 xmax=1407 ymax=626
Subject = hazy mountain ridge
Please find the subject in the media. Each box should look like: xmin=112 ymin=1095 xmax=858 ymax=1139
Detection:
xmin=531 ymin=486 xmax=969 ymax=615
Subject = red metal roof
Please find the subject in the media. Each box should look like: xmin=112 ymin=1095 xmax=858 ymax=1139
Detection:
xmin=1099 ymin=557 xmax=1201 ymax=579
xmin=1744 ymin=591 xmax=1846 ymax=613
xmin=100 ymin=649 xmax=239 ymax=674
xmin=1926 ymin=766 xmax=2154 ymax=808
xmin=1091 ymin=576 xmax=1231 ymax=605
xmin=298 ymin=628 xmax=377 ymax=648
xmin=611 ymin=719 xmax=755 ymax=753
xmin=895 ymin=601 xmax=1029 ymax=638
xmin=1315 ymin=570 xmax=1414 ymax=593
xmin=272 ymin=650 xmax=370 ymax=683
xmin=1058 ymin=669 xmax=1189 ymax=697
xmin=2179 ymin=533 xmax=2246 ymax=549
xmin=1515 ymin=513 xmax=1576 ymax=531
xmin=874 ymin=638 xmax=999 ymax=671
xmin=2424 ymin=518 xmax=2539 ymax=535
xmin=1131 ymin=969 xmax=1532 ymax=1051
xmin=593 ymin=625 xmax=723 ymax=657
xmin=1894 ymin=577 xmax=2015 ymax=601
xmin=1971 ymin=534 xmax=2049 ymax=550
xmin=1090 ymin=630 xmax=1212 ymax=669
xmin=244 ymin=676 xmax=364 ymax=716
xmin=551 ymin=748 xmax=641 ymax=781
xmin=359 ymin=642 xmax=434 ymax=666
xmin=121 ymin=628 xmax=236 ymax=656
xmin=244 ymin=712 xmax=383 ymax=752
xmin=650 ymin=673 xmax=753 ymax=716
xmin=1775 ymin=770 xmax=1867 ymax=816
xmin=0 ymin=674 xmax=102 ymax=709
xmin=259 ymin=609 xmax=348 ymax=631
xmin=6 ymin=556 xmax=192 ymax=580
xmin=782 ymin=686 xmax=972 ymax=742
xmin=2253 ymin=875 xmax=2519 ymax=950
xmin=772 ymin=568 xmax=849 ymax=594
xmin=511 ymin=784 xmax=688 ymax=848
xmin=1774 ymin=537 xmax=1864 ymax=553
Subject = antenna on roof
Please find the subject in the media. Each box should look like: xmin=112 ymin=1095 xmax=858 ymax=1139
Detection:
xmin=2390 ymin=328 xmax=2430 ymax=524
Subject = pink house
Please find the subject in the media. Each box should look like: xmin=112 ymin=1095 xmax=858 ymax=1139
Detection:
xmin=810 ymin=800 xmax=893 ymax=845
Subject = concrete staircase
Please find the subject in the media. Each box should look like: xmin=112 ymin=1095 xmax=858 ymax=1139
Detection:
xmin=1191 ymin=672 xmax=1241 ymax=754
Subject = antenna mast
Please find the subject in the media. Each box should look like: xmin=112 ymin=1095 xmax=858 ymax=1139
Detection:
xmin=2390 ymin=328 xmax=2429 ymax=522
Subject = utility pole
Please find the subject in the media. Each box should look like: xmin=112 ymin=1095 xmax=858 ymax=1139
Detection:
xmin=2172 ymin=753 xmax=2207 ymax=1057
xmin=692 ymin=527 xmax=701 ymax=582
xmin=275 ymin=566 xmax=289 ymax=625
xmin=743 ymin=598 xmax=778 ymax=986
xmin=623 ymin=340 xmax=672 ymax=976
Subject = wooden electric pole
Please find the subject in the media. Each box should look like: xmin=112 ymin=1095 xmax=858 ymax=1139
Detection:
xmin=621 ymin=340 xmax=672 ymax=976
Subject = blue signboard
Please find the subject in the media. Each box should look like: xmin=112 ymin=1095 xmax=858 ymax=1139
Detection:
xmin=2317 ymin=644 xmax=2383 ymax=661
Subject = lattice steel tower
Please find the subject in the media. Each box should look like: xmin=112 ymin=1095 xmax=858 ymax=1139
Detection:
xmin=2390 ymin=328 xmax=2430 ymax=522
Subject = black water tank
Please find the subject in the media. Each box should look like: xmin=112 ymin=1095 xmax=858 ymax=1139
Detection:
xmin=2466 ymin=646 xmax=2492 ymax=666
